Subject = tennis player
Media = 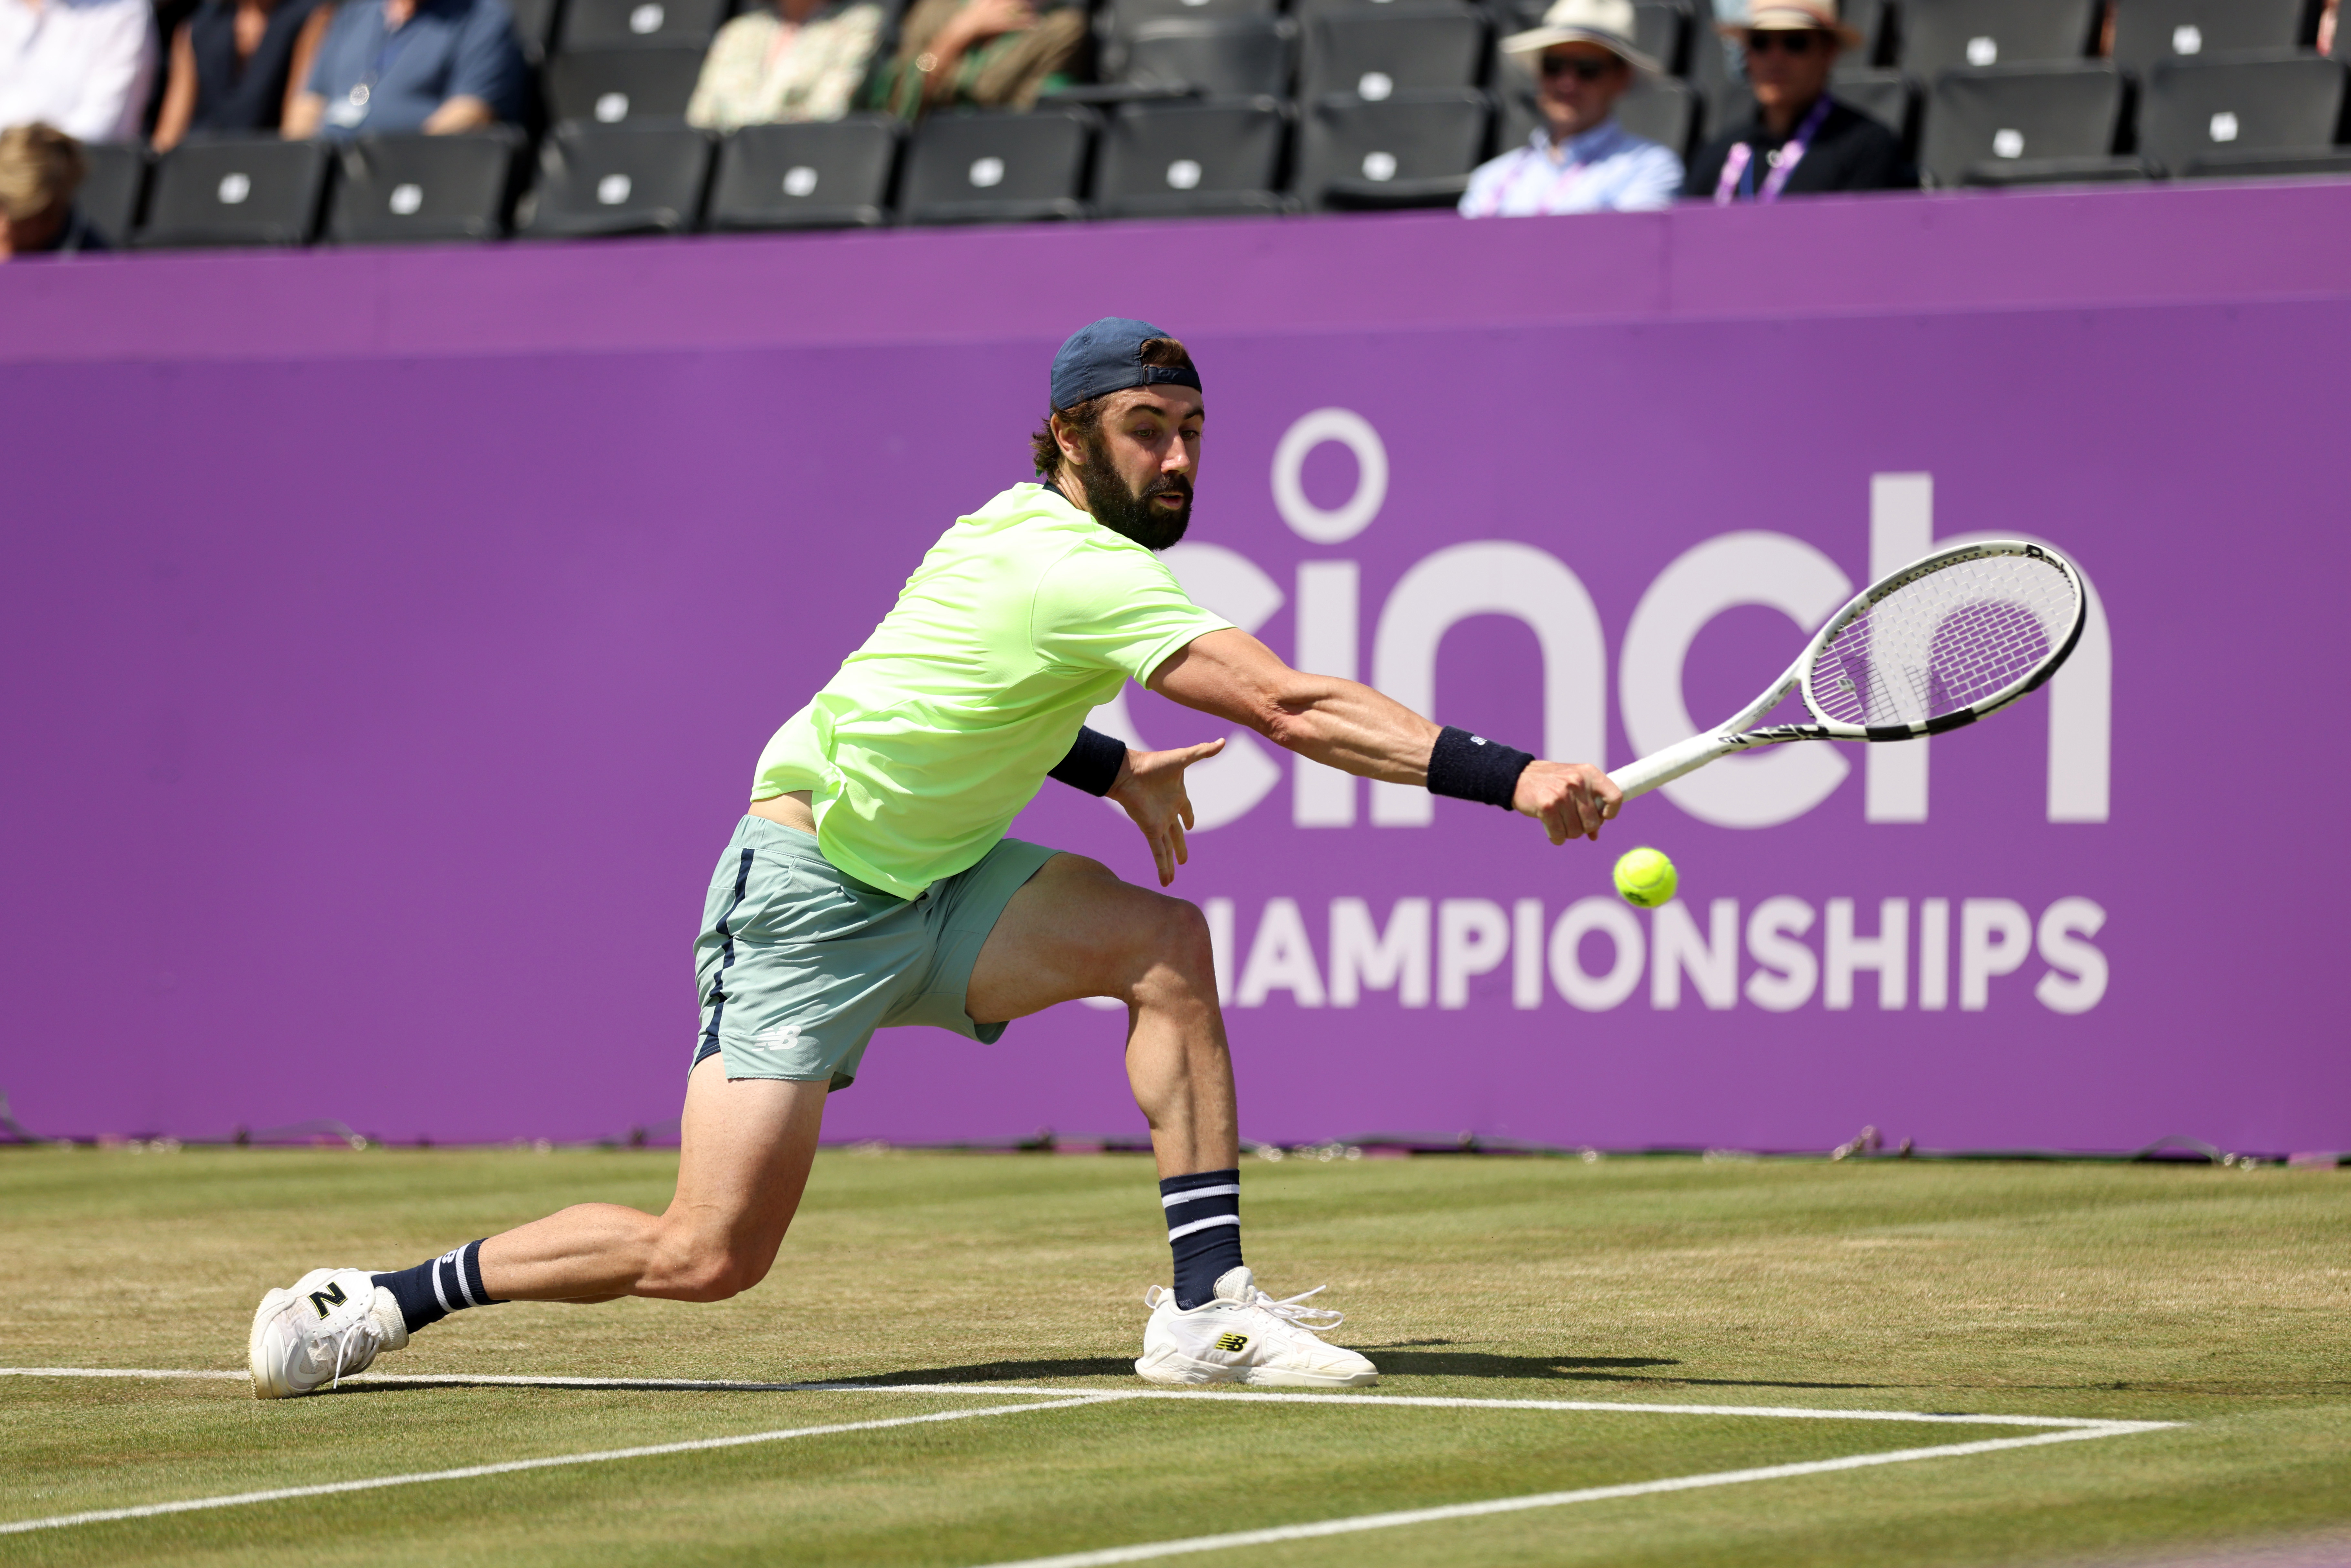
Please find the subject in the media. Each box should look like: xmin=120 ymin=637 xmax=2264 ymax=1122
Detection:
xmin=249 ymin=319 xmax=1621 ymax=1398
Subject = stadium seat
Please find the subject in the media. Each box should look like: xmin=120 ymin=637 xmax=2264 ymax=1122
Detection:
xmin=73 ymin=142 xmax=146 ymax=248
xmin=1917 ymin=62 xmax=2134 ymax=186
xmin=1897 ymin=0 xmax=2099 ymax=76
xmin=1091 ymin=96 xmax=1292 ymax=216
xmin=544 ymin=46 xmax=706 ymax=126
xmin=1104 ymin=0 xmax=1278 ymax=30
xmin=1830 ymin=67 xmax=1914 ymax=145
xmin=1495 ymin=75 xmax=1697 ymax=159
xmin=508 ymin=0 xmax=563 ymax=62
xmin=516 ymin=122 xmax=714 ymax=235
xmin=324 ymin=130 xmax=524 ymax=244
xmin=2109 ymin=0 xmax=2308 ymax=81
xmin=1291 ymin=89 xmax=1489 ymax=209
xmin=1301 ymin=6 xmax=1487 ymax=102
xmin=1123 ymin=17 xmax=1295 ymax=97
xmin=136 ymin=137 xmax=330 ymax=248
xmin=560 ymin=0 xmax=728 ymax=51
xmin=707 ymin=117 xmax=901 ymax=229
xmin=1841 ymin=0 xmax=1891 ymax=66
xmin=2139 ymin=52 xmax=2349 ymax=177
xmin=898 ymin=106 xmax=1095 ymax=223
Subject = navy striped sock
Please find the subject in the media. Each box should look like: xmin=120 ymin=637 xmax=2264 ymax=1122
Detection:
xmin=1160 ymin=1168 xmax=1243 ymax=1310
xmin=373 ymin=1240 xmax=501 ymax=1334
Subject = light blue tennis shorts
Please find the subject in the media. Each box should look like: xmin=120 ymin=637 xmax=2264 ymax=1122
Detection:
xmin=690 ymin=816 xmax=1059 ymax=1091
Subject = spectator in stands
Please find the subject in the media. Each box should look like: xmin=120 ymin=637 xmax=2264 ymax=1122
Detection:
xmin=686 ymin=0 xmax=882 ymax=131
xmin=0 ymin=120 xmax=103 ymax=254
xmin=283 ymin=0 xmax=524 ymax=140
xmin=152 ymin=0 xmax=332 ymax=151
xmin=1683 ymin=0 xmax=1913 ymax=201
xmin=867 ymin=0 xmax=1084 ymax=121
xmin=0 ymin=0 xmax=157 ymax=144
xmin=1461 ymin=0 xmax=1683 ymax=217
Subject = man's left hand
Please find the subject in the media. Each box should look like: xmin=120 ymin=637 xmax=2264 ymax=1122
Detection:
xmin=1106 ymin=738 xmax=1225 ymax=886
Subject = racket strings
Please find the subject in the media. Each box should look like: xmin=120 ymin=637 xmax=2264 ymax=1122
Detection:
xmin=1808 ymin=554 xmax=2075 ymax=727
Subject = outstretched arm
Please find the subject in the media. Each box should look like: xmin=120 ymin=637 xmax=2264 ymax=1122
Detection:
xmin=1148 ymin=628 xmax=1620 ymax=844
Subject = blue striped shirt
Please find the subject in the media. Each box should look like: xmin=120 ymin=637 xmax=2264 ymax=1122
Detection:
xmin=1459 ymin=119 xmax=1685 ymax=218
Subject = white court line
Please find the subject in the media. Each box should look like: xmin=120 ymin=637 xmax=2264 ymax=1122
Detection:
xmin=0 ymin=1395 xmax=1110 ymax=1537
xmin=0 ymin=1367 xmax=2182 ymax=1549
xmin=0 ymin=1368 xmax=2170 ymax=1431
xmin=965 ymin=1424 xmax=2168 ymax=1568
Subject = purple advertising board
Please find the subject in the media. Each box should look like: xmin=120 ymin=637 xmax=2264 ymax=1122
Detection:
xmin=3 ymin=184 xmax=2347 ymax=1155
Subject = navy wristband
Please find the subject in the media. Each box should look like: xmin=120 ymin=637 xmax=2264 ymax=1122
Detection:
xmin=1049 ymin=726 xmax=1127 ymax=797
xmin=1425 ymin=726 xmax=1535 ymax=811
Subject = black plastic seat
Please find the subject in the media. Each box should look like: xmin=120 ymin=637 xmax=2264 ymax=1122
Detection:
xmin=1104 ymin=0 xmax=1277 ymax=30
xmin=324 ymin=130 xmax=522 ymax=243
xmin=708 ymin=117 xmax=900 ymax=228
xmin=2139 ymin=52 xmax=2347 ymax=176
xmin=508 ymin=0 xmax=562 ymax=61
xmin=517 ymin=121 xmax=714 ymax=235
xmin=1830 ymin=68 xmax=1915 ymax=147
xmin=1301 ymin=6 xmax=1486 ymax=101
xmin=1124 ymin=17 xmax=1294 ymax=97
xmin=136 ymin=137 xmax=330 ymax=248
xmin=544 ymin=45 xmax=706 ymax=126
xmin=1897 ymin=0 xmax=2099 ymax=75
xmin=1092 ymin=96 xmax=1290 ymax=215
xmin=2109 ymin=0 xmax=2308 ymax=80
xmin=560 ymin=0 xmax=727 ymax=50
xmin=1291 ymin=89 xmax=1488 ymax=209
xmin=1918 ymin=62 xmax=2130 ymax=185
xmin=899 ymin=106 xmax=1095 ymax=223
xmin=74 ymin=142 xmax=146 ymax=247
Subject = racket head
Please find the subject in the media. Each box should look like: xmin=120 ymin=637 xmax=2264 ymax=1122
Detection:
xmin=1798 ymin=540 xmax=2086 ymax=739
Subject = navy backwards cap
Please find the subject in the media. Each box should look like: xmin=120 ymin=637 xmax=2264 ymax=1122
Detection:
xmin=1050 ymin=317 xmax=1202 ymax=413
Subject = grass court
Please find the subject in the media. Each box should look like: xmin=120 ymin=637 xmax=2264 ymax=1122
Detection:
xmin=3 ymin=1145 xmax=2347 ymax=1566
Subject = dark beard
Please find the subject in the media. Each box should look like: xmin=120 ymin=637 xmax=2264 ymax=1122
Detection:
xmin=1072 ymin=438 xmax=1193 ymax=551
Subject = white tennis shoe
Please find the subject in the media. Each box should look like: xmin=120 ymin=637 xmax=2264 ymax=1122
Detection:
xmin=1135 ymin=1266 xmax=1378 ymax=1388
xmin=248 ymin=1268 xmax=409 ymax=1399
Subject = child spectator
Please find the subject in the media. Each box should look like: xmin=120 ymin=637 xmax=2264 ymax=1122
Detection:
xmin=0 ymin=120 xmax=104 ymax=254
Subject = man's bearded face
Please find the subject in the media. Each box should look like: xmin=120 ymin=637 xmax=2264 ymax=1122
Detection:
xmin=1073 ymin=426 xmax=1193 ymax=551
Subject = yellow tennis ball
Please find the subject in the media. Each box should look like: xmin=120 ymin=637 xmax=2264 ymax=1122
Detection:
xmin=1613 ymin=847 xmax=1678 ymax=909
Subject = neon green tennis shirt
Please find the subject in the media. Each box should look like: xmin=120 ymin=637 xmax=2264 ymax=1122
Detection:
xmin=750 ymin=482 xmax=1234 ymax=899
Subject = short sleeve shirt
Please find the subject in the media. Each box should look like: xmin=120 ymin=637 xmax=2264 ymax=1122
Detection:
xmin=751 ymin=482 xmax=1233 ymax=898
xmin=304 ymin=0 xmax=523 ymax=136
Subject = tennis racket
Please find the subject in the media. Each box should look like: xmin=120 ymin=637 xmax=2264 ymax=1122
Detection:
xmin=1612 ymin=539 xmax=2087 ymax=803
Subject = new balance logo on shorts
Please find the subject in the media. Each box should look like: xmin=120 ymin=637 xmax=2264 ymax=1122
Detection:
xmin=754 ymin=1022 xmax=805 ymax=1050
xmin=1213 ymin=1332 xmax=1249 ymax=1353
xmin=307 ymin=1282 xmax=349 ymax=1319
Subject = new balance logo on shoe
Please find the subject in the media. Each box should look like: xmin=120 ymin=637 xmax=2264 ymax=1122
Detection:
xmin=1213 ymin=1332 xmax=1249 ymax=1352
xmin=307 ymin=1282 xmax=349 ymax=1319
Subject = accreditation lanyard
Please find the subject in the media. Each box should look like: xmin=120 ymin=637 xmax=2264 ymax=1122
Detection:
xmin=327 ymin=6 xmax=417 ymax=126
xmin=1712 ymin=94 xmax=1832 ymax=205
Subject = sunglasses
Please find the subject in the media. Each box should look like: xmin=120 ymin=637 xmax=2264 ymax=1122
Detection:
xmin=1539 ymin=54 xmax=1618 ymax=80
xmin=1742 ymin=29 xmax=1819 ymax=53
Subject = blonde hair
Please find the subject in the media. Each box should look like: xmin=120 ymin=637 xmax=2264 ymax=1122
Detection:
xmin=0 ymin=123 xmax=87 ymax=224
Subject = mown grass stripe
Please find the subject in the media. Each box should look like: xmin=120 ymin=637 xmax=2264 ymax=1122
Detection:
xmin=967 ymin=1426 xmax=2171 ymax=1568
xmin=0 ymin=1396 xmax=1111 ymax=1536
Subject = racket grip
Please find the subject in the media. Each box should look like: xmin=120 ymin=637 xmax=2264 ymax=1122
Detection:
xmin=1610 ymin=733 xmax=1726 ymax=803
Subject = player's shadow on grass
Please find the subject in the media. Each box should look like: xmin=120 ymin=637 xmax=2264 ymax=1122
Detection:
xmin=840 ymin=1349 xmax=1683 ymax=1385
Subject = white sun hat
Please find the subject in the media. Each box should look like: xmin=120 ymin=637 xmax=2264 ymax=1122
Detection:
xmin=1501 ymin=0 xmax=1663 ymax=75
